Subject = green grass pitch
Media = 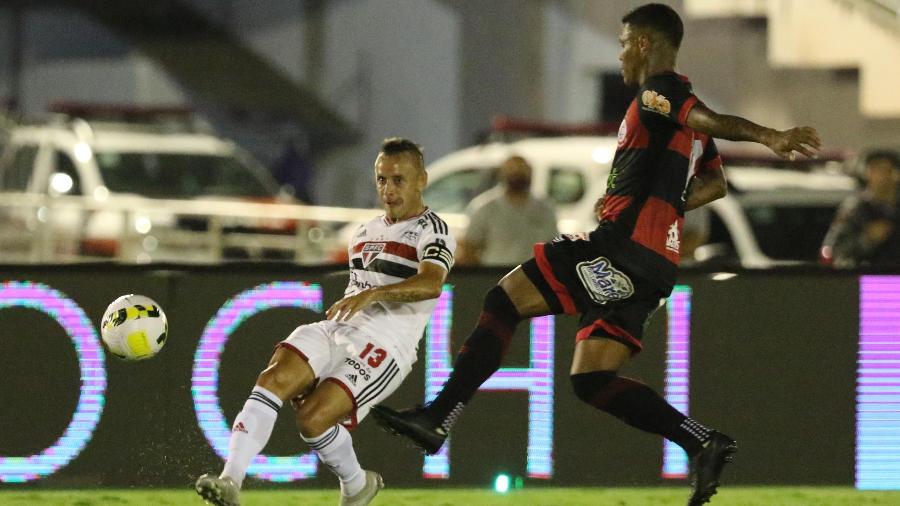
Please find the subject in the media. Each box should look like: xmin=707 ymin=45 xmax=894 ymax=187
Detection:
xmin=1 ymin=488 xmax=899 ymax=505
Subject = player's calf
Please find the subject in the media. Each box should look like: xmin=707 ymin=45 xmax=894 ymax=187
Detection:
xmin=372 ymin=285 xmax=523 ymax=454
xmin=423 ymin=285 xmax=522 ymax=425
xmin=572 ymin=371 xmax=724 ymax=456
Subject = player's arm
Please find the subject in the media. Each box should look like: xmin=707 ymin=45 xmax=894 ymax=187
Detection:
xmin=684 ymin=165 xmax=727 ymax=211
xmin=326 ymin=262 xmax=447 ymax=321
xmin=685 ymin=102 xmax=821 ymax=160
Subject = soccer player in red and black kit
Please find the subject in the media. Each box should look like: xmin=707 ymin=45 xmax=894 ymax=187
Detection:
xmin=372 ymin=4 xmax=821 ymax=505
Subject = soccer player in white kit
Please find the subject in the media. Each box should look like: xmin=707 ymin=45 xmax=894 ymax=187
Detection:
xmin=196 ymin=138 xmax=456 ymax=506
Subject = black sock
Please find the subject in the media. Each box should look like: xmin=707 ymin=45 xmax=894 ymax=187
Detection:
xmin=571 ymin=371 xmax=712 ymax=456
xmin=426 ymin=286 xmax=521 ymax=430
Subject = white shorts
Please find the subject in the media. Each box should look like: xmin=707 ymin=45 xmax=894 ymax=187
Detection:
xmin=278 ymin=319 xmax=410 ymax=429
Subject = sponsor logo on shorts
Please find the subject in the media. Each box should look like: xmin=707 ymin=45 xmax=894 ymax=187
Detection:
xmin=343 ymin=357 xmax=372 ymax=381
xmin=361 ymin=242 xmax=386 ymax=267
xmin=345 ymin=374 xmax=358 ymax=386
xmin=576 ymin=256 xmax=635 ymax=304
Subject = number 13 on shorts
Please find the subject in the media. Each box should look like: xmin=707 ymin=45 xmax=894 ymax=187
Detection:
xmin=358 ymin=342 xmax=387 ymax=368
xmin=335 ymin=339 xmax=406 ymax=428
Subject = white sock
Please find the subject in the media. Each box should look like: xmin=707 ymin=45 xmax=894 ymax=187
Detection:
xmin=302 ymin=424 xmax=366 ymax=496
xmin=221 ymin=386 xmax=283 ymax=487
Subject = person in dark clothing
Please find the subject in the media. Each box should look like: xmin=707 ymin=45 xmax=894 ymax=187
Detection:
xmin=822 ymin=150 xmax=900 ymax=268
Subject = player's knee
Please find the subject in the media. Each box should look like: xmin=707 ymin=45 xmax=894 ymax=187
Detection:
xmin=295 ymin=406 xmax=327 ymax=438
xmin=483 ymin=285 xmax=521 ymax=322
xmin=256 ymin=364 xmax=297 ymax=399
xmin=571 ymin=371 xmax=617 ymax=406
xmin=295 ymin=401 xmax=339 ymax=438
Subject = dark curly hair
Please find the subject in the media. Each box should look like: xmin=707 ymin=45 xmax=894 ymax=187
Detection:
xmin=622 ymin=3 xmax=684 ymax=50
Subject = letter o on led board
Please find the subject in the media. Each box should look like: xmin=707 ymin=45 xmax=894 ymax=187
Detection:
xmin=0 ymin=281 xmax=107 ymax=483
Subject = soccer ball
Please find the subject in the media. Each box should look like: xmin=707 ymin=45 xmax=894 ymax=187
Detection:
xmin=100 ymin=294 xmax=168 ymax=360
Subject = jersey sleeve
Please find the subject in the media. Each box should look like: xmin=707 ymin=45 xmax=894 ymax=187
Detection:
xmin=418 ymin=217 xmax=457 ymax=273
xmin=638 ymin=74 xmax=699 ymax=129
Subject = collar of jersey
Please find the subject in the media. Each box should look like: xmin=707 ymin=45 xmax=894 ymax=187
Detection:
xmin=383 ymin=206 xmax=430 ymax=225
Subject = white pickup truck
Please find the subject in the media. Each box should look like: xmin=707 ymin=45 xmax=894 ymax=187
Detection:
xmin=0 ymin=112 xmax=317 ymax=263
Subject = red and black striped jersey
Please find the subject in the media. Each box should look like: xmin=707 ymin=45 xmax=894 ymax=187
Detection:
xmin=598 ymin=71 xmax=722 ymax=293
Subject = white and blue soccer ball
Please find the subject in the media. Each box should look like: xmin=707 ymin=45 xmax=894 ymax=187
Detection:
xmin=100 ymin=294 xmax=168 ymax=361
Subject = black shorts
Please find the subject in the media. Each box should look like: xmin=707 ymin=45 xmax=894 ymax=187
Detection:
xmin=521 ymin=233 xmax=666 ymax=355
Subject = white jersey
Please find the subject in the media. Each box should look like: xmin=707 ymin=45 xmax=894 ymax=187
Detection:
xmin=343 ymin=208 xmax=456 ymax=366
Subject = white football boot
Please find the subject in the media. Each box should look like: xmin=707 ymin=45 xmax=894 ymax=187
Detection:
xmin=195 ymin=473 xmax=241 ymax=506
xmin=339 ymin=470 xmax=384 ymax=506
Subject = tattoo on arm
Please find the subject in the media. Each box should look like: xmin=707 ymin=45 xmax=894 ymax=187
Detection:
xmin=371 ymin=264 xmax=447 ymax=303
xmin=687 ymin=104 xmax=775 ymax=145
xmin=377 ymin=289 xmax=435 ymax=303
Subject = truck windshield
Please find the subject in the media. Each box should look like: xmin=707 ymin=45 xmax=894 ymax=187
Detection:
xmin=95 ymin=152 xmax=275 ymax=199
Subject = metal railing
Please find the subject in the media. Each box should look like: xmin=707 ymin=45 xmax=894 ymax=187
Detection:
xmin=0 ymin=192 xmax=467 ymax=265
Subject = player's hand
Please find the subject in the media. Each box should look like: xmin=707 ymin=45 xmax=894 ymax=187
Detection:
xmin=767 ymin=126 xmax=821 ymax=160
xmin=326 ymin=289 xmax=378 ymax=321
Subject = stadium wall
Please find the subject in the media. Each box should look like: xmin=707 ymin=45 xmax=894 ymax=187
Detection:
xmin=0 ymin=265 xmax=892 ymax=489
